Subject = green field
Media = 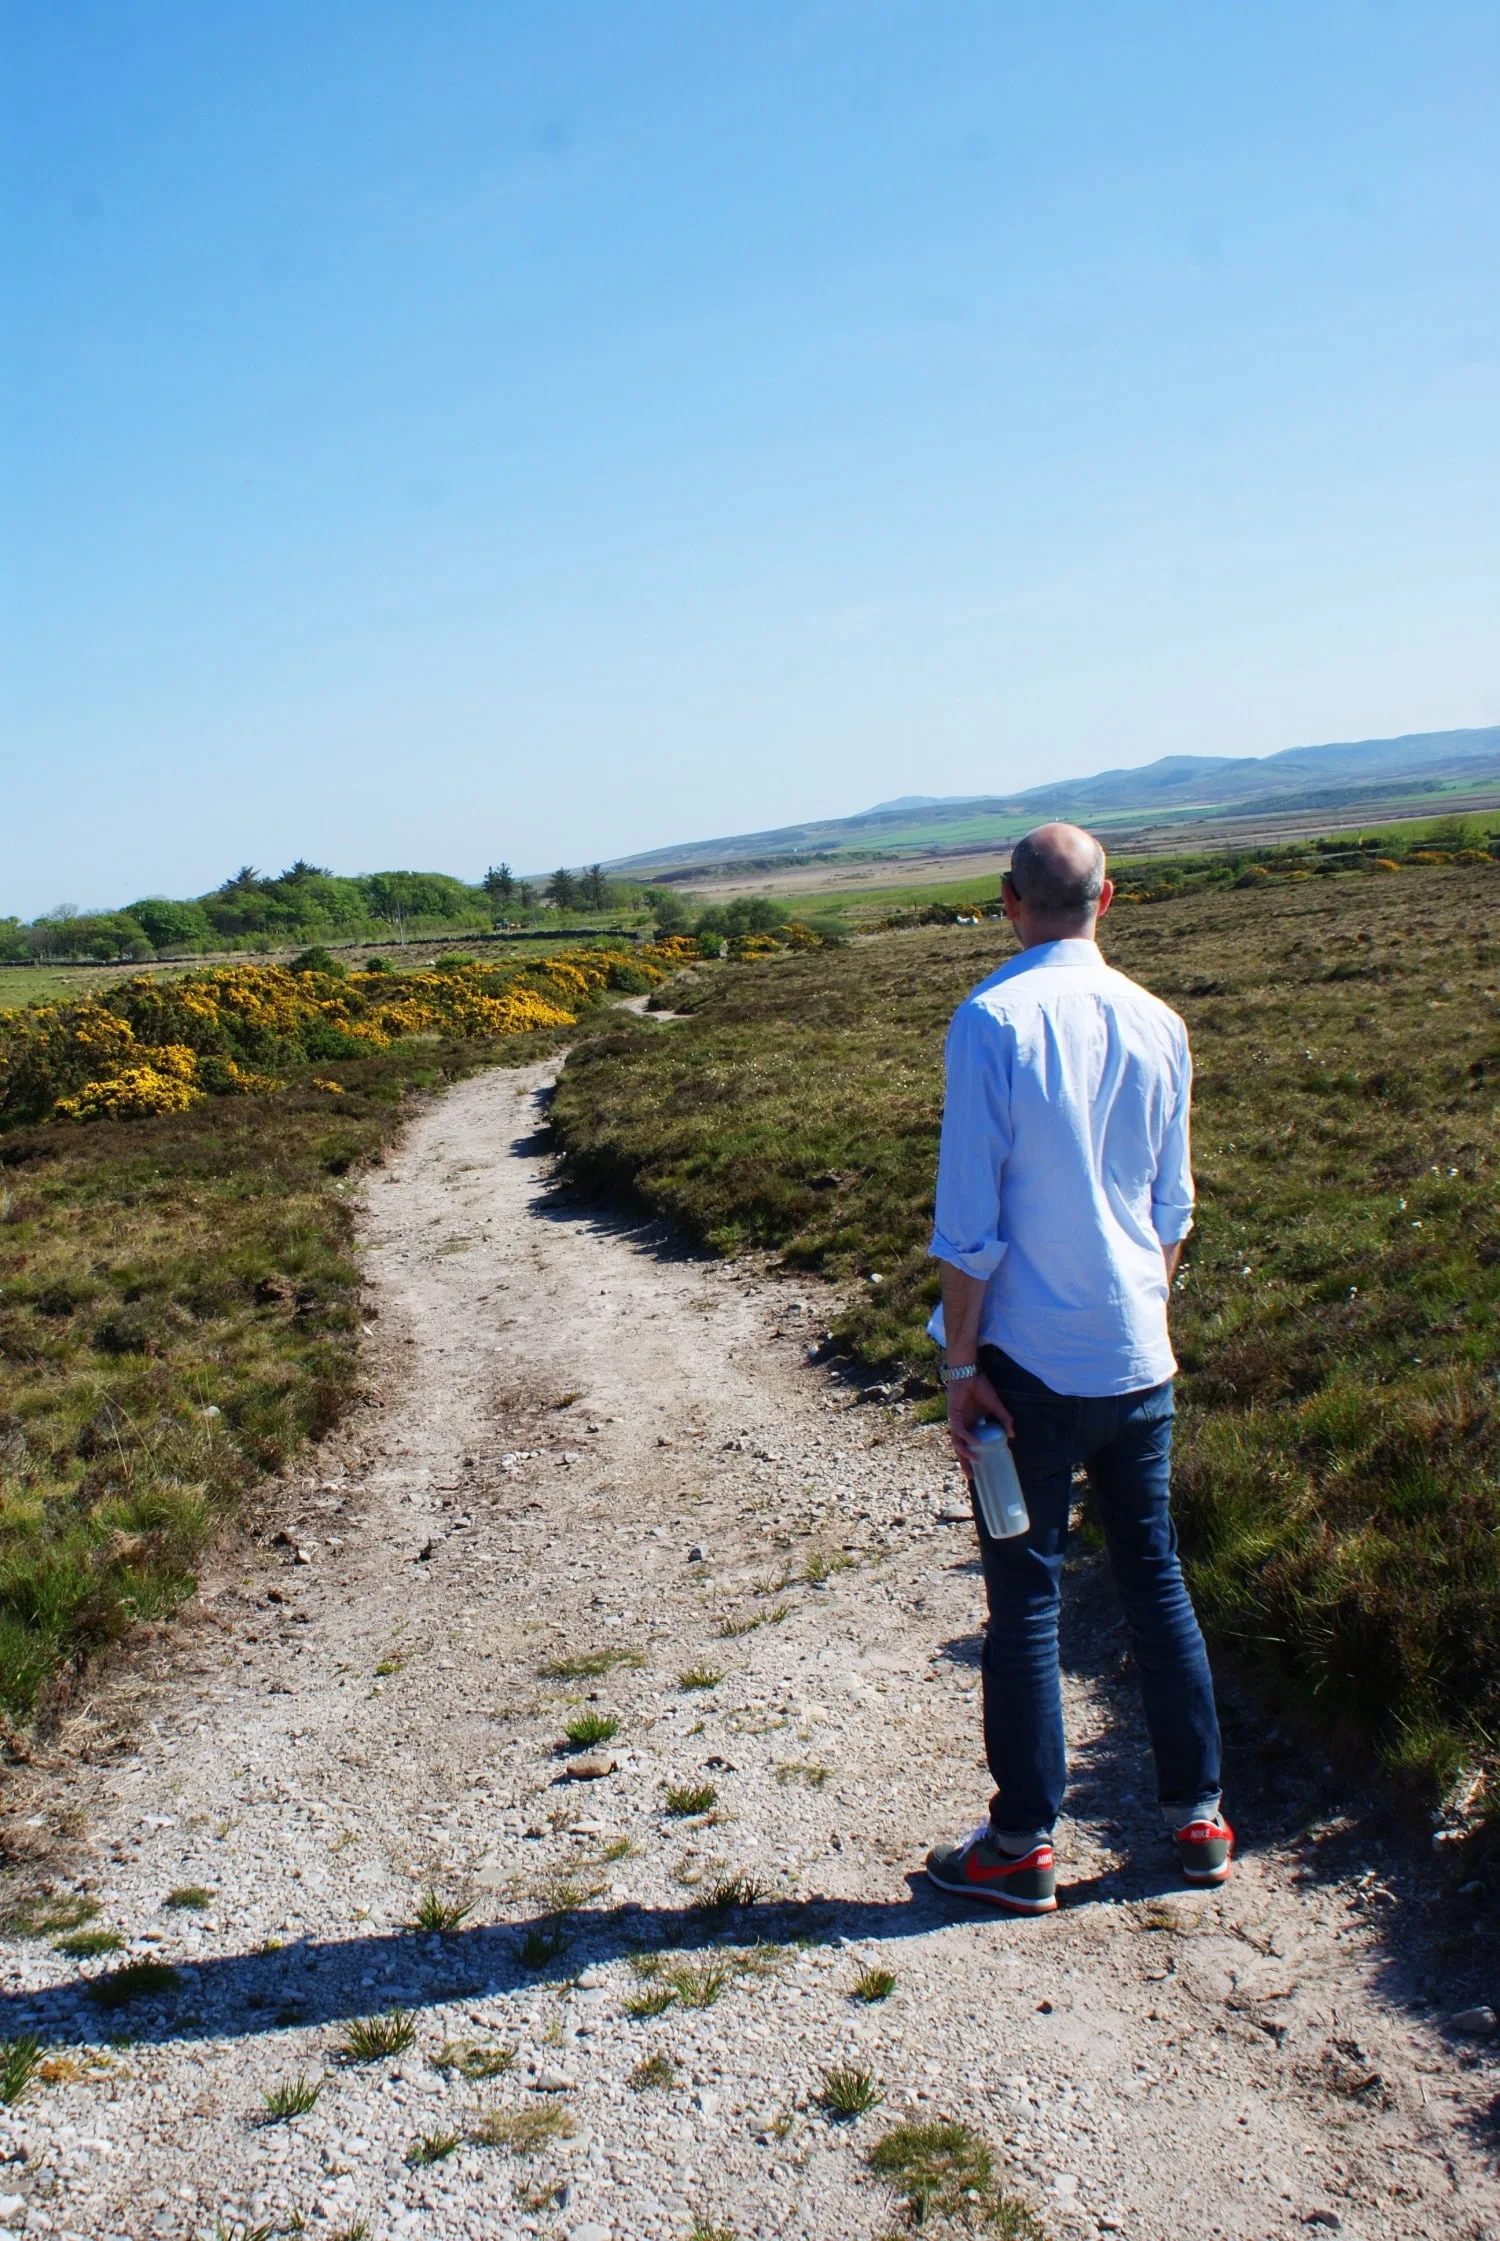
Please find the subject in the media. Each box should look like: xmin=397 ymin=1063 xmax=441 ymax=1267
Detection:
xmin=553 ymin=861 xmax=1500 ymax=1797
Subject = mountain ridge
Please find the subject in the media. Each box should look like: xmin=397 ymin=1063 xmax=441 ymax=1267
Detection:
xmin=604 ymin=724 xmax=1500 ymax=878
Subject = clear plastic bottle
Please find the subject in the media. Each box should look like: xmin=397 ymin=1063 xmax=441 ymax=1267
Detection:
xmin=970 ymin=1419 xmax=1030 ymax=1540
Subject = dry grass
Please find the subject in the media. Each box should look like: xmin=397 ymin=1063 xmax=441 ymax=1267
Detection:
xmin=553 ymin=864 xmax=1500 ymax=1791
xmin=469 ymin=2104 xmax=576 ymax=2154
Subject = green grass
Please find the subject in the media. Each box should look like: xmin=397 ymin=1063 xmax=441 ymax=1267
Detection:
xmin=678 ymin=1664 xmax=723 ymax=1691
xmin=0 ymin=1025 xmax=570 ymax=1722
xmin=406 ymin=2129 xmax=460 ymax=2166
xmin=518 ymin=1921 xmax=570 ymax=1970
xmin=553 ymin=864 xmax=1500 ymax=1794
xmin=85 ymin=1960 xmax=179 ymax=2009
xmin=668 ymin=1958 xmax=734 ymax=2006
xmin=868 ymin=2118 xmax=1041 ymax=2233
xmin=337 ymin=2010 xmax=416 ymax=2062
xmin=164 ymin=1885 xmax=214 ymax=1911
xmin=664 ymin=1781 xmax=718 ymax=1816
xmin=818 ymin=2063 xmax=883 ymax=2118
xmin=691 ymin=1872 xmax=764 ymax=1915
xmin=54 ymin=1929 xmax=124 ymax=1958
xmin=0 ymin=2035 xmax=42 ymax=2106
xmin=852 ymin=1965 xmax=898 ymax=2003
xmin=623 ymin=1982 xmax=679 ymax=2018
xmin=260 ymin=2072 xmax=324 ymax=2121
xmin=410 ymin=1887 xmax=472 ymax=1934
xmin=6 ymin=1894 xmax=98 ymax=1937
xmin=563 ymin=1709 xmax=621 ymax=1747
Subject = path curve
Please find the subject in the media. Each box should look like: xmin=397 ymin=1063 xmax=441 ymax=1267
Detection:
xmin=2 ymin=1060 xmax=1497 ymax=2241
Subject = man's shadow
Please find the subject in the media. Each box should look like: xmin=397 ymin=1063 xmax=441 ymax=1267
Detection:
xmin=2 ymin=1880 xmax=994 ymax=2052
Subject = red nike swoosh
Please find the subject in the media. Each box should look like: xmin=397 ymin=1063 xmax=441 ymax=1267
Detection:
xmin=965 ymin=1852 xmax=1051 ymax=1882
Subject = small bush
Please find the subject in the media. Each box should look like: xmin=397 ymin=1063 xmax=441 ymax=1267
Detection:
xmin=164 ymin=1885 xmax=214 ymax=1911
xmin=678 ymin=1664 xmax=723 ymax=1691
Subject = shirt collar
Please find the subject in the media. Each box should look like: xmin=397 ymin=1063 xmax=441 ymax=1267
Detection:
xmin=976 ymin=938 xmax=1103 ymax=992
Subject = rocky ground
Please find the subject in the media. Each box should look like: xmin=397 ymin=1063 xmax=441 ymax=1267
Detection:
xmin=2 ymin=1057 xmax=1499 ymax=2241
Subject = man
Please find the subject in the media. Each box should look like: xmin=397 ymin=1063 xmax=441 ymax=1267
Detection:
xmin=924 ymin=822 xmax=1230 ymax=1916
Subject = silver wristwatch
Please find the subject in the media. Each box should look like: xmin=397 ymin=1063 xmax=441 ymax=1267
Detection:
xmin=940 ymin=1361 xmax=979 ymax=1386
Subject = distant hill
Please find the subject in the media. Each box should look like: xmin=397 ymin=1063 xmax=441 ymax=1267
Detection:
xmin=606 ymin=725 xmax=1500 ymax=879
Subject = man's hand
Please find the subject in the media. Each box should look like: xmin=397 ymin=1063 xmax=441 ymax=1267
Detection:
xmin=938 ymin=1261 xmax=1014 ymax=1470
xmin=947 ymin=1369 xmax=1014 ymax=1471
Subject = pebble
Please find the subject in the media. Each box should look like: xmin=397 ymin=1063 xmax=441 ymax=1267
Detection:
xmin=1452 ymin=2005 xmax=1497 ymax=2036
xmin=564 ymin=1752 xmax=618 ymax=1781
xmin=535 ymin=2066 xmax=577 ymax=2092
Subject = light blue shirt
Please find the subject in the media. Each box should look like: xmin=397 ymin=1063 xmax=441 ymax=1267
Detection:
xmin=927 ymin=938 xmax=1194 ymax=1397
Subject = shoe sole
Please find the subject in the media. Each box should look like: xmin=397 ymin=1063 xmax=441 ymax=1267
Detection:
xmin=1179 ymin=1858 xmax=1232 ymax=1885
xmin=924 ymin=1863 xmax=1058 ymax=1914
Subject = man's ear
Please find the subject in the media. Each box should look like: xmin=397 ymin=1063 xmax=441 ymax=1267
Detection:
xmin=1095 ymin=878 xmax=1115 ymax=921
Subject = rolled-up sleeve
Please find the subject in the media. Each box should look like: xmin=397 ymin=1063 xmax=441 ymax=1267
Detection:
xmin=928 ymin=1002 xmax=1013 ymax=1278
xmin=1149 ymin=1037 xmax=1195 ymax=1246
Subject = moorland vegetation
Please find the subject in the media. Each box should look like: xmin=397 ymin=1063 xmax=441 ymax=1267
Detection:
xmin=553 ymin=858 xmax=1500 ymax=1800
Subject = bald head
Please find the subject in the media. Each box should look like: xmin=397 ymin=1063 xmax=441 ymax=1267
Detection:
xmin=1004 ymin=823 xmax=1109 ymax=940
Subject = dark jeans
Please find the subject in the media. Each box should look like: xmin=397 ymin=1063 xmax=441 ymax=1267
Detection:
xmin=974 ymin=1344 xmax=1221 ymax=1840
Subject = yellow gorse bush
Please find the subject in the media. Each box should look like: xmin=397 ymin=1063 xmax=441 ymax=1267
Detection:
xmin=0 ymin=948 xmax=663 ymax=1127
xmin=0 ymin=929 xmax=829 ymax=1128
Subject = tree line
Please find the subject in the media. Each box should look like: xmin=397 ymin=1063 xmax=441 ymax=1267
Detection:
xmin=2 ymin=859 xmax=640 ymax=965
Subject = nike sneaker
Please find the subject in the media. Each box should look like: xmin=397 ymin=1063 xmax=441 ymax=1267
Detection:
xmin=1174 ymin=1813 xmax=1234 ymax=1885
xmin=925 ymin=1823 xmax=1058 ymax=1913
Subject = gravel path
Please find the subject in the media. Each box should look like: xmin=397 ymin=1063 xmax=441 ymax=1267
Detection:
xmin=3 ymin=1058 xmax=1499 ymax=2241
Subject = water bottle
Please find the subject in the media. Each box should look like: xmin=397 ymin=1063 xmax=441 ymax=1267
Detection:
xmin=970 ymin=1419 xmax=1030 ymax=1540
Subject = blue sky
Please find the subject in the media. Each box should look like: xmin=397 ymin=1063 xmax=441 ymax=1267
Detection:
xmin=3 ymin=1 xmax=1498 ymax=915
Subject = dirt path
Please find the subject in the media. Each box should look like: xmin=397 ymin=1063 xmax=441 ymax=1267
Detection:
xmin=3 ymin=1059 xmax=1499 ymax=2241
